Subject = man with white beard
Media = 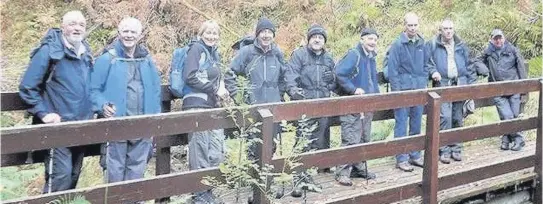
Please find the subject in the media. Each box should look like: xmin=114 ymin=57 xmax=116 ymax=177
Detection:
xmin=90 ymin=17 xmax=161 ymax=185
xmin=19 ymin=10 xmax=94 ymax=193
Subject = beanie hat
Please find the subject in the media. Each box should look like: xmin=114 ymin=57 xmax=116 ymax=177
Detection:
xmin=307 ymin=24 xmax=327 ymax=42
xmin=255 ymin=17 xmax=276 ymax=37
xmin=360 ymin=28 xmax=379 ymax=38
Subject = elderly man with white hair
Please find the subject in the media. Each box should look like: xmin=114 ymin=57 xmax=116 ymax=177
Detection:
xmin=19 ymin=10 xmax=93 ymax=193
xmin=90 ymin=17 xmax=161 ymax=184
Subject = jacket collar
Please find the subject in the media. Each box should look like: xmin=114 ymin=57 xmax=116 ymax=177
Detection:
xmin=485 ymin=41 xmax=511 ymax=55
xmin=305 ymin=46 xmax=326 ymax=57
xmin=399 ymin=32 xmax=424 ymax=46
xmin=434 ymin=34 xmax=465 ymax=47
xmin=107 ymin=39 xmax=149 ymax=59
xmin=356 ymin=43 xmax=376 ymax=58
xmin=253 ymin=38 xmax=279 ymax=55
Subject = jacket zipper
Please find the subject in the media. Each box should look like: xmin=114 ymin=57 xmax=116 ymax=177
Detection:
xmin=316 ymin=55 xmax=321 ymax=98
xmin=263 ymin=56 xmax=267 ymax=102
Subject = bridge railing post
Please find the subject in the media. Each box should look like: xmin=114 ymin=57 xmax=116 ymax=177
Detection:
xmin=535 ymin=79 xmax=543 ymax=203
xmin=155 ymin=100 xmax=173 ymax=203
xmin=252 ymin=109 xmax=274 ymax=204
xmin=422 ymin=92 xmax=441 ymax=204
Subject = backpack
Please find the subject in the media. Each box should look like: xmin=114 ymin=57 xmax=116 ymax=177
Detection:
xmin=231 ymin=35 xmax=255 ymax=51
xmin=335 ymin=48 xmax=361 ymax=79
xmin=383 ymin=39 xmax=437 ymax=83
xmin=169 ymin=43 xmax=211 ymax=98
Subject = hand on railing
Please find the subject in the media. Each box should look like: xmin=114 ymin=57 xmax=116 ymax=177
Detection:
xmin=102 ymin=103 xmax=116 ymax=118
xmin=354 ymin=88 xmax=365 ymax=95
xmin=41 ymin=113 xmax=61 ymax=124
xmin=431 ymin=72 xmax=442 ymax=81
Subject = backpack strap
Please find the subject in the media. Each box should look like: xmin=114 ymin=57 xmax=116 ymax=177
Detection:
xmin=44 ymin=58 xmax=60 ymax=84
xmin=192 ymin=43 xmax=213 ymax=71
xmin=430 ymin=38 xmax=437 ymax=53
xmin=351 ymin=48 xmax=362 ymax=78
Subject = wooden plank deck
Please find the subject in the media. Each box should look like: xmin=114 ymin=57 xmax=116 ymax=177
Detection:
xmin=216 ymin=140 xmax=536 ymax=204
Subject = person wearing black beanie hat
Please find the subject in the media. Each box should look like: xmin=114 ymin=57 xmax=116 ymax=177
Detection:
xmin=307 ymin=24 xmax=327 ymax=43
xmin=333 ymin=27 xmax=382 ymax=186
xmin=255 ymin=17 xmax=276 ymax=37
xmin=285 ymin=23 xmax=335 ymax=197
xmin=253 ymin=17 xmax=276 ymax=52
xmin=225 ymin=17 xmax=289 ymax=192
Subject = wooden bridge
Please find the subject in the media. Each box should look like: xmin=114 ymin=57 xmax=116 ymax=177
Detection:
xmin=1 ymin=78 xmax=542 ymax=204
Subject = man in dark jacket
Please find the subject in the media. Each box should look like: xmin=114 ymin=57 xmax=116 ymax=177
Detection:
xmin=285 ymin=24 xmax=335 ymax=196
xmin=333 ymin=28 xmax=380 ymax=186
xmin=387 ymin=12 xmax=427 ymax=172
xmin=90 ymin=17 xmax=161 ymax=185
xmin=19 ymin=10 xmax=93 ymax=193
xmin=225 ymin=17 xmax=289 ymax=160
xmin=426 ymin=19 xmax=471 ymax=164
xmin=478 ymin=29 xmax=528 ymax=151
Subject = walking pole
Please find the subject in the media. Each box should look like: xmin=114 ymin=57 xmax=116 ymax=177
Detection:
xmin=103 ymin=103 xmax=115 ymax=184
xmin=47 ymin=148 xmax=54 ymax=193
xmin=360 ymin=113 xmax=370 ymax=185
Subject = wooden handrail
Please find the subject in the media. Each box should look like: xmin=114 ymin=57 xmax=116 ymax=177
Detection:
xmin=1 ymin=78 xmax=541 ymax=204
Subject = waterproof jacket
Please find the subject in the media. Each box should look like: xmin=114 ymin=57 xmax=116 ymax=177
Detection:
xmin=286 ymin=46 xmax=336 ymax=99
xmin=225 ymin=38 xmax=287 ymax=105
xmin=182 ymin=40 xmax=221 ymax=110
xmin=336 ymin=43 xmax=380 ymax=95
xmin=387 ymin=33 xmax=428 ymax=91
xmin=19 ymin=28 xmax=93 ymax=122
xmin=479 ymin=41 xmax=527 ymax=82
xmin=90 ymin=40 xmax=161 ymax=117
xmin=426 ymin=34 xmax=471 ymax=85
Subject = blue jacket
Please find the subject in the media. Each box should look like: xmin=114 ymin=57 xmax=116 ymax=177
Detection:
xmin=336 ymin=43 xmax=380 ymax=95
xmin=19 ymin=28 xmax=93 ymax=122
xmin=426 ymin=34 xmax=470 ymax=84
xmin=387 ymin=33 xmax=428 ymax=91
xmin=90 ymin=40 xmax=161 ymax=117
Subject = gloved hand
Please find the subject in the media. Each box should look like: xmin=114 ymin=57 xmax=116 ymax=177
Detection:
xmin=322 ymin=71 xmax=334 ymax=83
xmin=289 ymin=87 xmax=305 ymax=100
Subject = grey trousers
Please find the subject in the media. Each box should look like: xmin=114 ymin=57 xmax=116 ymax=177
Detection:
xmin=336 ymin=113 xmax=373 ymax=177
xmin=186 ymin=107 xmax=226 ymax=204
xmin=494 ymin=94 xmax=524 ymax=141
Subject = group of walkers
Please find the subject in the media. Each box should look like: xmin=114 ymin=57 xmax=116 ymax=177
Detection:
xmin=18 ymin=9 xmax=528 ymax=203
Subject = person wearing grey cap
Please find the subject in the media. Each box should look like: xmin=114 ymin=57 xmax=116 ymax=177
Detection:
xmin=333 ymin=27 xmax=380 ymax=186
xmin=425 ymin=19 xmax=472 ymax=164
xmin=477 ymin=28 xmax=528 ymax=151
xmin=224 ymin=17 xmax=288 ymax=160
xmin=386 ymin=12 xmax=427 ymax=172
xmin=285 ymin=24 xmax=335 ymax=196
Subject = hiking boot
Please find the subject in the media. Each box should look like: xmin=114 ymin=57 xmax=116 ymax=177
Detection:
xmin=275 ymin=190 xmax=284 ymax=199
xmin=440 ymin=154 xmax=451 ymax=164
xmin=350 ymin=170 xmax=376 ymax=179
xmin=318 ymin=167 xmax=331 ymax=174
xmin=336 ymin=175 xmax=353 ymax=186
xmin=451 ymin=152 xmax=462 ymax=161
xmin=291 ymin=187 xmax=303 ymax=198
xmin=511 ymin=137 xmax=525 ymax=151
xmin=396 ymin=162 xmax=414 ymax=172
xmin=409 ymin=158 xmax=424 ymax=167
xmin=500 ymin=136 xmax=511 ymax=150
